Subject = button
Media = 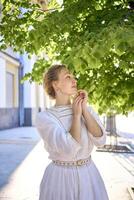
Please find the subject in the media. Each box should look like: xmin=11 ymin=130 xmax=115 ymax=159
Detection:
xmin=77 ymin=160 xmax=82 ymax=166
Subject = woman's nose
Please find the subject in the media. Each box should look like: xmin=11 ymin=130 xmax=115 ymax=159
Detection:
xmin=72 ymin=78 xmax=77 ymax=84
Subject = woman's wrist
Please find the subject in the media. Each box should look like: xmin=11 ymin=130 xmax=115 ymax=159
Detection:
xmin=82 ymin=105 xmax=88 ymax=115
xmin=73 ymin=114 xmax=81 ymax=119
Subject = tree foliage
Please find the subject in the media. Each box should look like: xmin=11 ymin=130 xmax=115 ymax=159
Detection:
xmin=0 ymin=0 xmax=134 ymax=115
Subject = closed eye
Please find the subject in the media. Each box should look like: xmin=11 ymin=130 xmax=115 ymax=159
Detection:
xmin=65 ymin=74 xmax=75 ymax=79
xmin=66 ymin=75 xmax=71 ymax=79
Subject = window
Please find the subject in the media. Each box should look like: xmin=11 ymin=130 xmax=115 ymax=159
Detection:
xmin=6 ymin=72 xmax=14 ymax=107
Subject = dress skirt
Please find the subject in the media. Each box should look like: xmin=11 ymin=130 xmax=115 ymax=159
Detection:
xmin=39 ymin=159 xmax=109 ymax=200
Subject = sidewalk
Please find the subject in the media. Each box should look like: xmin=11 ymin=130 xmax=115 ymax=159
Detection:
xmin=0 ymin=127 xmax=134 ymax=200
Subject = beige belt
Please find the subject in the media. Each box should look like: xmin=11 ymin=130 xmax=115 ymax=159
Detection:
xmin=52 ymin=156 xmax=91 ymax=167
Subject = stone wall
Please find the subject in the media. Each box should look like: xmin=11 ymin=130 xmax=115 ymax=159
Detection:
xmin=0 ymin=108 xmax=19 ymax=130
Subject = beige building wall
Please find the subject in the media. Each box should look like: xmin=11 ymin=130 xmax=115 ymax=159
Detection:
xmin=6 ymin=61 xmax=19 ymax=107
xmin=0 ymin=51 xmax=20 ymax=129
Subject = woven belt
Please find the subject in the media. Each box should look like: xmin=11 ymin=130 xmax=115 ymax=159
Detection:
xmin=52 ymin=156 xmax=91 ymax=167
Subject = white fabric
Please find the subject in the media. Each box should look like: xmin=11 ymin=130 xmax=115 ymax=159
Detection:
xmin=35 ymin=104 xmax=109 ymax=200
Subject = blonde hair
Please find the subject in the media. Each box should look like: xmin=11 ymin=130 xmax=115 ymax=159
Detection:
xmin=43 ymin=64 xmax=67 ymax=99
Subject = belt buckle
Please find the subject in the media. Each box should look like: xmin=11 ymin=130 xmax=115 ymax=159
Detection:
xmin=76 ymin=159 xmax=83 ymax=166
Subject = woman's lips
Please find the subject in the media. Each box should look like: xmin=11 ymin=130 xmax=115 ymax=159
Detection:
xmin=72 ymin=85 xmax=77 ymax=88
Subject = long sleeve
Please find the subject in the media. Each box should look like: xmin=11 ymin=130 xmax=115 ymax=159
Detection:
xmin=86 ymin=105 xmax=107 ymax=147
xmin=35 ymin=112 xmax=82 ymax=157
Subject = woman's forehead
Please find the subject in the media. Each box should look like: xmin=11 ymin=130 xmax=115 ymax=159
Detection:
xmin=60 ymin=68 xmax=71 ymax=75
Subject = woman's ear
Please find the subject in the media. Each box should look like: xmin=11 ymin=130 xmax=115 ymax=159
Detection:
xmin=52 ymin=81 xmax=58 ymax=92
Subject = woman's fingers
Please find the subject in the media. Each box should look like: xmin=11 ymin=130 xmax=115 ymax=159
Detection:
xmin=75 ymin=98 xmax=83 ymax=108
xmin=74 ymin=98 xmax=82 ymax=106
xmin=73 ymin=90 xmax=88 ymax=102
xmin=73 ymin=96 xmax=82 ymax=107
xmin=74 ymin=95 xmax=83 ymax=102
xmin=78 ymin=90 xmax=88 ymax=98
xmin=72 ymin=96 xmax=83 ymax=116
xmin=73 ymin=97 xmax=80 ymax=104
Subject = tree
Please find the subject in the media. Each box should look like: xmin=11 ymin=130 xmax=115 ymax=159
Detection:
xmin=0 ymin=0 xmax=134 ymax=117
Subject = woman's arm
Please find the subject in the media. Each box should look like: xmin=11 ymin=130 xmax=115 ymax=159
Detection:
xmin=76 ymin=89 xmax=103 ymax=138
xmin=82 ymin=106 xmax=103 ymax=137
xmin=70 ymin=95 xmax=83 ymax=143
xmin=70 ymin=115 xmax=81 ymax=143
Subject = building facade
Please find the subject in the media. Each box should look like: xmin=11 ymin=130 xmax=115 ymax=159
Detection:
xmin=0 ymin=50 xmax=20 ymax=129
xmin=0 ymin=48 xmax=51 ymax=130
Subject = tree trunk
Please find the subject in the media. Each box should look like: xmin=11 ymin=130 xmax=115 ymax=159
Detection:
xmin=105 ymin=115 xmax=116 ymax=135
xmin=105 ymin=115 xmax=118 ymax=146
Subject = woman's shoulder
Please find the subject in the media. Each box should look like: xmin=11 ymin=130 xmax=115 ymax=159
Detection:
xmin=35 ymin=110 xmax=52 ymax=124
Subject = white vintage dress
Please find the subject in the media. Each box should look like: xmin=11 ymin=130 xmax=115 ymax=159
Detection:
xmin=35 ymin=104 xmax=109 ymax=200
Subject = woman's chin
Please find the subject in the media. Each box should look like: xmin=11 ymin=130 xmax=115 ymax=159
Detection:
xmin=71 ymin=90 xmax=78 ymax=96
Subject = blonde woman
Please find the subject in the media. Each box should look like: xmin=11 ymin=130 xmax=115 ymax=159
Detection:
xmin=35 ymin=64 xmax=109 ymax=200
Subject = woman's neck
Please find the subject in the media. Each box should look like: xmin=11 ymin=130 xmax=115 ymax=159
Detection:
xmin=54 ymin=97 xmax=71 ymax=107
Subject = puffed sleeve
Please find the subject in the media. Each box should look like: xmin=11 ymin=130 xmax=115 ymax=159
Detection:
xmin=35 ymin=112 xmax=82 ymax=156
xmin=87 ymin=105 xmax=107 ymax=147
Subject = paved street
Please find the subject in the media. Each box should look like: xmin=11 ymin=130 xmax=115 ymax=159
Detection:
xmin=0 ymin=127 xmax=134 ymax=200
xmin=0 ymin=127 xmax=47 ymax=200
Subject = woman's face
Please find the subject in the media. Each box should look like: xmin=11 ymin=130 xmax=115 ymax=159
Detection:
xmin=54 ymin=68 xmax=77 ymax=96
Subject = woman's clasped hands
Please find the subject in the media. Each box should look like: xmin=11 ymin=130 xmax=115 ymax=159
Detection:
xmin=72 ymin=90 xmax=88 ymax=117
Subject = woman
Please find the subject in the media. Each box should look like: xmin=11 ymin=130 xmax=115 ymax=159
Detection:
xmin=35 ymin=64 xmax=109 ymax=200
